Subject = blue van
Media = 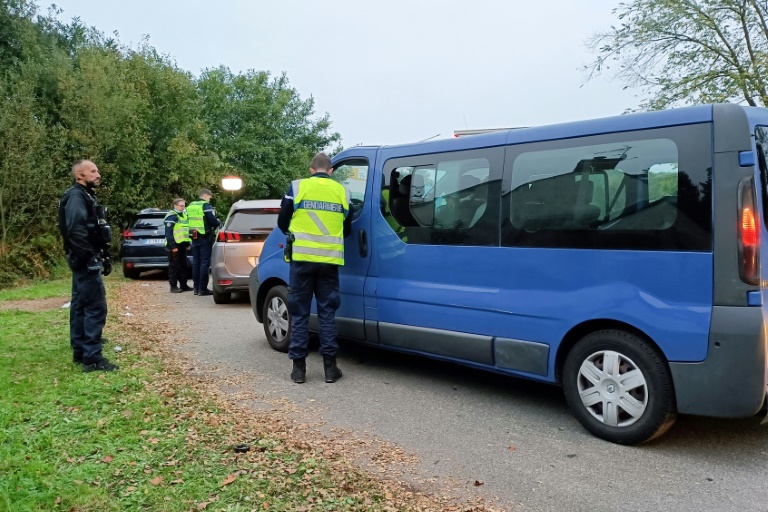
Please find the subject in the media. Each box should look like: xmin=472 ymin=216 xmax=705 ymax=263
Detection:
xmin=250 ymin=103 xmax=768 ymax=444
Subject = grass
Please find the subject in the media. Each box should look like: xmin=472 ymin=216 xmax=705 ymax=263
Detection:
xmin=0 ymin=278 xmax=71 ymax=301
xmin=0 ymin=280 xmax=407 ymax=512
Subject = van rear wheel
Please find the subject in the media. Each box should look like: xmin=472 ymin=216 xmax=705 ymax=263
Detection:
xmin=562 ymin=329 xmax=677 ymax=444
xmin=263 ymin=285 xmax=291 ymax=352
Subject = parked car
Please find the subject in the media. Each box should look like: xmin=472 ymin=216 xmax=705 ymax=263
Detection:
xmin=119 ymin=207 xmax=191 ymax=279
xmin=210 ymin=199 xmax=281 ymax=304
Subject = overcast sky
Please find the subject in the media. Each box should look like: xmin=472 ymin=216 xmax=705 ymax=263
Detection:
xmin=51 ymin=0 xmax=640 ymax=147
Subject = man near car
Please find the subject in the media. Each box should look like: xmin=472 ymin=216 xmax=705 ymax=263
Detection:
xmin=164 ymin=198 xmax=192 ymax=293
xmin=187 ymin=188 xmax=222 ymax=296
xmin=57 ymin=159 xmax=118 ymax=373
xmin=278 ymin=152 xmax=352 ymax=384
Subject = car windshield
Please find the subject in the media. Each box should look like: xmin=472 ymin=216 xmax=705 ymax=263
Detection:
xmin=226 ymin=210 xmax=278 ymax=232
xmin=133 ymin=217 xmax=164 ymax=229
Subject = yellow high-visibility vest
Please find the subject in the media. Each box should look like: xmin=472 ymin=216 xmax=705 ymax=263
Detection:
xmin=187 ymin=200 xmax=208 ymax=234
xmin=164 ymin=210 xmax=190 ymax=245
xmin=288 ymin=177 xmax=349 ymax=265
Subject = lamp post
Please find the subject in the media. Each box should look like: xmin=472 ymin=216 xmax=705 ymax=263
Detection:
xmin=221 ymin=176 xmax=243 ymax=212
xmin=221 ymin=176 xmax=243 ymax=192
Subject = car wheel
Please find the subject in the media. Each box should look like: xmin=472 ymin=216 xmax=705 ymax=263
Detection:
xmin=123 ymin=266 xmax=141 ymax=280
xmin=213 ymin=288 xmax=231 ymax=304
xmin=562 ymin=329 xmax=677 ymax=444
xmin=263 ymin=285 xmax=291 ymax=352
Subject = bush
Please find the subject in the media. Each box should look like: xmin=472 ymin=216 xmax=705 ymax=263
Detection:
xmin=0 ymin=234 xmax=66 ymax=288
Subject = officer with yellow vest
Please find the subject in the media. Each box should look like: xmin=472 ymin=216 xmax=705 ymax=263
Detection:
xmin=164 ymin=197 xmax=192 ymax=293
xmin=187 ymin=188 xmax=222 ymax=296
xmin=277 ymin=152 xmax=352 ymax=384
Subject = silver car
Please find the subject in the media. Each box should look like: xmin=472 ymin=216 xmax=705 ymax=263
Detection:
xmin=211 ymin=199 xmax=281 ymax=304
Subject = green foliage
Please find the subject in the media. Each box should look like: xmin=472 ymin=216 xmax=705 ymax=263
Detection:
xmin=587 ymin=0 xmax=768 ymax=110
xmin=198 ymin=67 xmax=341 ymax=203
xmin=0 ymin=0 xmax=341 ymax=282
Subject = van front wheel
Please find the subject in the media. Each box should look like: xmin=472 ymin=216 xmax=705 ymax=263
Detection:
xmin=263 ymin=285 xmax=291 ymax=352
xmin=562 ymin=330 xmax=677 ymax=444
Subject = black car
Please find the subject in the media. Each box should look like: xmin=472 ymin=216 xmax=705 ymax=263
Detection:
xmin=119 ymin=208 xmax=170 ymax=279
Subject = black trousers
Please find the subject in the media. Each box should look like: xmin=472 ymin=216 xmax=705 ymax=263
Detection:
xmin=168 ymin=243 xmax=189 ymax=288
xmin=287 ymin=261 xmax=341 ymax=360
xmin=70 ymin=266 xmax=107 ymax=363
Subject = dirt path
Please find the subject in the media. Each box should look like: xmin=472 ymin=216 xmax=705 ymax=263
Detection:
xmin=111 ymin=278 xmax=507 ymax=512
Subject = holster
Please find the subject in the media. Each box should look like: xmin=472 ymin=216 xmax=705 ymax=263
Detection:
xmin=284 ymin=233 xmax=294 ymax=262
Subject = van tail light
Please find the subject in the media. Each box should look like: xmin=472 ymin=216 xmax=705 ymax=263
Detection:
xmin=217 ymin=231 xmax=241 ymax=243
xmin=738 ymin=177 xmax=760 ymax=285
xmin=123 ymin=229 xmax=134 ymax=239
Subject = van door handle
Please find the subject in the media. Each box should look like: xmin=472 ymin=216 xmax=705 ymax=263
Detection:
xmin=358 ymin=229 xmax=368 ymax=257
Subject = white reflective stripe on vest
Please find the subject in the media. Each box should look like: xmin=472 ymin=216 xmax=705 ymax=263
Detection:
xmin=307 ymin=211 xmax=331 ymax=234
xmin=292 ymin=246 xmax=344 ymax=259
xmin=293 ymin=232 xmax=343 ymax=245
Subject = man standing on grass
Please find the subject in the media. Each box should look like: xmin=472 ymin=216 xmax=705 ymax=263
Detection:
xmin=57 ymin=159 xmax=118 ymax=373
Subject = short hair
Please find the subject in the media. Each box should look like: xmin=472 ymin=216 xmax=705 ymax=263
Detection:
xmin=172 ymin=197 xmax=186 ymax=207
xmin=198 ymin=188 xmax=212 ymax=197
xmin=310 ymin=153 xmax=332 ymax=172
xmin=71 ymin=159 xmax=89 ymax=178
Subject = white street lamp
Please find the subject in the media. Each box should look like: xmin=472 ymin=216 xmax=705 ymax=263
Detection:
xmin=221 ymin=176 xmax=243 ymax=191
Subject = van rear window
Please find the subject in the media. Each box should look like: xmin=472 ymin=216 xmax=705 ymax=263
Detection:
xmin=502 ymin=124 xmax=712 ymax=251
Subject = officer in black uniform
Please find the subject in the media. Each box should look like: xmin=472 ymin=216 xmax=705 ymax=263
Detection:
xmin=58 ymin=159 xmax=118 ymax=373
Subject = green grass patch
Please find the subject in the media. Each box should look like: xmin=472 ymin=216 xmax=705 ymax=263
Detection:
xmin=0 ymin=285 xmax=396 ymax=512
xmin=0 ymin=277 xmax=70 ymax=301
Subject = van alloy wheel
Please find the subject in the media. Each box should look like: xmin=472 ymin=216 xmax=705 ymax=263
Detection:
xmin=563 ymin=329 xmax=677 ymax=444
xmin=577 ymin=350 xmax=648 ymax=427
xmin=263 ymin=285 xmax=291 ymax=352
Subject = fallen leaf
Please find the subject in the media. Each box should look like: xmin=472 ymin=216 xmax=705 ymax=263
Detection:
xmin=55 ymin=497 xmax=61 ymax=505
xmin=474 ymin=480 xmax=484 ymax=486
xmin=196 ymin=501 xmax=209 ymax=510
xmin=220 ymin=473 xmax=237 ymax=487
xmin=149 ymin=476 xmax=163 ymax=486
xmin=508 ymin=445 xmax=516 ymax=452
xmin=102 ymin=455 xmax=114 ymax=463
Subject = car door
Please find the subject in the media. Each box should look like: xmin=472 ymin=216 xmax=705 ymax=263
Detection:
xmin=322 ymin=149 xmax=376 ymax=340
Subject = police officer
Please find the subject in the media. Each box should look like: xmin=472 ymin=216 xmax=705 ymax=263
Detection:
xmin=164 ymin=197 xmax=192 ymax=293
xmin=277 ymin=152 xmax=352 ymax=384
xmin=187 ymin=188 xmax=222 ymax=296
xmin=58 ymin=159 xmax=118 ymax=373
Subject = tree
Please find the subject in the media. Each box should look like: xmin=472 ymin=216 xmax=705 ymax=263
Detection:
xmin=587 ymin=0 xmax=768 ymax=110
xmin=197 ymin=67 xmax=341 ymax=201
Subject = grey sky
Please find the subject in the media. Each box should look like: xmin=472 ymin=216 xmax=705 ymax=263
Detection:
xmin=52 ymin=0 xmax=639 ymax=147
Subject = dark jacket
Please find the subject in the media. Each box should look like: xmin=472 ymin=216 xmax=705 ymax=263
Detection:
xmin=277 ymin=173 xmax=352 ymax=237
xmin=58 ymin=183 xmax=101 ymax=270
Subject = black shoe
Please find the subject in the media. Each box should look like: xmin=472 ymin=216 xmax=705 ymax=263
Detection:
xmin=170 ymin=286 xmax=182 ymax=293
xmin=180 ymin=285 xmax=193 ymax=292
xmin=291 ymin=358 xmax=306 ymax=384
xmin=198 ymin=289 xmax=213 ymax=296
xmin=73 ymin=353 xmax=83 ymax=364
xmin=323 ymin=356 xmax=342 ymax=383
xmin=193 ymin=289 xmax=199 ymax=295
xmin=82 ymin=358 xmax=119 ymax=373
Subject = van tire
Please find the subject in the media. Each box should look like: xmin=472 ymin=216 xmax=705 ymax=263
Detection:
xmin=563 ymin=329 xmax=677 ymax=444
xmin=263 ymin=285 xmax=291 ymax=352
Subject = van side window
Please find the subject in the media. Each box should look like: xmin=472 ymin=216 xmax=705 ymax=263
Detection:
xmin=382 ymin=148 xmax=503 ymax=246
xmin=333 ymin=159 xmax=369 ymax=220
xmin=502 ymin=125 xmax=712 ymax=251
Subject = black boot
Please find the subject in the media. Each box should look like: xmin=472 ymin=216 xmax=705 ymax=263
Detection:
xmin=170 ymin=285 xmax=182 ymax=293
xmin=323 ymin=356 xmax=342 ymax=383
xmin=290 ymin=358 xmax=306 ymax=384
